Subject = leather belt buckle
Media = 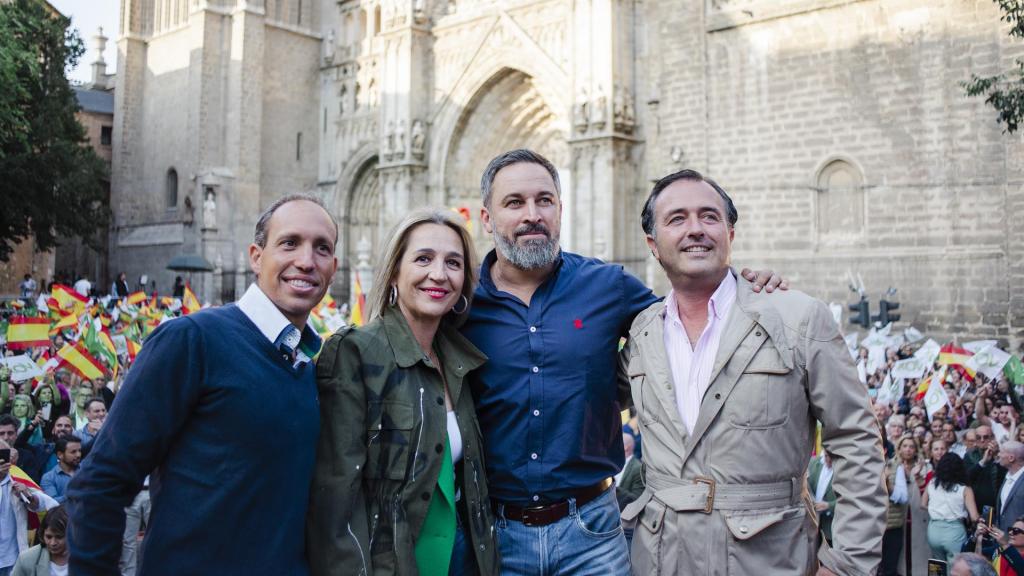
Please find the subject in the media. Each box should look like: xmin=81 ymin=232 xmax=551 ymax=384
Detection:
xmin=693 ymin=476 xmax=716 ymax=514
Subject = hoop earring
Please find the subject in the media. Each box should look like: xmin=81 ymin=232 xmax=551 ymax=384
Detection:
xmin=389 ymin=285 xmax=398 ymax=306
xmin=451 ymin=294 xmax=469 ymax=315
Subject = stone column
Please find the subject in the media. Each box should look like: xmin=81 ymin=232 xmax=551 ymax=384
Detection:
xmin=568 ymin=0 xmax=644 ymax=275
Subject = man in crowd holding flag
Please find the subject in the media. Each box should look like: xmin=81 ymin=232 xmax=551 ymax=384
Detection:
xmin=65 ymin=193 xmax=339 ymax=575
xmin=0 ymin=438 xmax=58 ymax=576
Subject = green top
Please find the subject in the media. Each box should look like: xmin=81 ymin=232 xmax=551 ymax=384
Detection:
xmin=307 ymin=306 xmax=501 ymax=576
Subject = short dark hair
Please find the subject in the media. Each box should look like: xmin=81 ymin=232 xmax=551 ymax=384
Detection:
xmin=38 ymin=505 xmax=67 ymax=540
xmin=56 ymin=435 xmax=81 ymax=454
xmin=640 ymin=169 xmax=739 ymax=237
xmin=85 ymin=397 xmax=107 ymax=412
xmin=253 ymin=193 xmax=338 ymax=248
xmin=0 ymin=415 xmax=18 ymax=430
xmin=479 ymin=149 xmax=560 ymax=207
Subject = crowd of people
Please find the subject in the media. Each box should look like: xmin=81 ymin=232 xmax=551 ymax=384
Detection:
xmin=801 ymin=323 xmax=1024 ymax=575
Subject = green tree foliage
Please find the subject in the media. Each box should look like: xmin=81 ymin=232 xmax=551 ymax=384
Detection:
xmin=0 ymin=0 xmax=109 ymax=262
xmin=964 ymin=0 xmax=1024 ymax=133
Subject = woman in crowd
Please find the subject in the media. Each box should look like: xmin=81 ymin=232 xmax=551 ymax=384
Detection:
xmin=880 ymin=435 xmax=918 ymax=575
xmin=308 ymin=209 xmax=499 ymax=576
xmin=12 ymin=505 xmax=68 ymax=576
xmin=922 ymin=452 xmax=979 ymax=565
xmin=979 ymin=516 xmax=1024 ymax=575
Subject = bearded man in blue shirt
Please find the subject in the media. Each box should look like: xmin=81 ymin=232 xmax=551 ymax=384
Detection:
xmin=461 ymin=149 xmax=784 ymax=575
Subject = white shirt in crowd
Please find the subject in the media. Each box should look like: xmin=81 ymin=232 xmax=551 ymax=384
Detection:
xmin=815 ymin=458 xmax=834 ymax=503
xmin=927 ymin=482 xmax=967 ymax=521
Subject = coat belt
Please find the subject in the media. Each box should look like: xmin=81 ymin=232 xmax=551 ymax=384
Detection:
xmin=639 ymin=469 xmax=802 ymax=514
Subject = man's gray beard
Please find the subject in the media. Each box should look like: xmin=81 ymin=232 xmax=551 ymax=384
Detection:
xmin=493 ymin=231 xmax=560 ymax=270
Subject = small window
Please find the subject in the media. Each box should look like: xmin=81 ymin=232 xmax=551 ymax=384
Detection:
xmin=296 ymin=132 xmax=302 ymax=161
xmin=166 ymin=168 xmax=178 ymax=208
xmin=816 ymin=159 xmax=864 ymax=238
xmin=100 ymin=126 xmax=112 ymax=146
xmin=296 ymin=0 xmax=302 ymax=25
xmin=374 ymin=5 xmax=381 ymax=35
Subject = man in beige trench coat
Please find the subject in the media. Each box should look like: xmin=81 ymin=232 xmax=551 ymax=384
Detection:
xmin=621 ymin=169 xmax=887 ymax=575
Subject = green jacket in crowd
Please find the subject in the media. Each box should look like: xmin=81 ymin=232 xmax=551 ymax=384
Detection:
xmin=307 ymin=307 xmax=500 ymax=576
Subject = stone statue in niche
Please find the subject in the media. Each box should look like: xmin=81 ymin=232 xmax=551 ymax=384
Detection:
xmin=613 ymin=86 xmax=626 ymax=127
xmin=410 ymin=120 xmax=426 ymax=158
xmin=382 ymin=121 xmax=395 ymax=158
xmin=591 ymin=85 xmax=607 ymax=129
xmin=573 ymin=87 xmax=589 ymax=133
xmin=623 ymin=88 xmax=635 ymax=128
xmin=203 ymin=189 xmax=217 ymax=229
xmin=183 ymin=195 xmax=194 ymax=227
xmin=323 ymin=29 xmax=335 ymax=64
xmin=396 ymin=119 xmax=407 ymax=158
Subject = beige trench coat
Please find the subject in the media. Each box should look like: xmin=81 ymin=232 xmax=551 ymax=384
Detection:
xmin=620 ymin=274 xmax=887 ymax=576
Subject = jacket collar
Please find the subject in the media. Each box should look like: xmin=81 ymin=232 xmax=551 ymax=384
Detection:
xmin=380 ymin=306 xmax=486 ymax=372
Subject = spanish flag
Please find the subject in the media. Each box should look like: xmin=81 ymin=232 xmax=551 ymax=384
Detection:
xmin=5 ymin=317 xmax=50 ymax=350
xmin=57 ymin=343 xmax=105 ymax=380
xmin=351 ymin=271 xmax=366 ymax=327
xmin=49 ymin=311 xmax=78 ymax=336
xmin=938 ymin=343 xmax=976 ymax=381
xmin=182 ymin=285 xmax=200 ymax=315
xmin=126 ymin=291 xmax=147 ymax=306
xmin=126 ymin=339 xmax=142 ymax=362
xmin=10 ymin=466 xmax=44 ymax=529
xmin=51 ymin=284 xmax=88 ymax=311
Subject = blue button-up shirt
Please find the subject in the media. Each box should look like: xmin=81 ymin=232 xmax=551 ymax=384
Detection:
xmin=463 ymin=250 xmax=658 ymax=505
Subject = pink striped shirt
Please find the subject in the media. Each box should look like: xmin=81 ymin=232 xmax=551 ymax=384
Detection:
xmin=663 ymin=272 xmax=737 ymax=434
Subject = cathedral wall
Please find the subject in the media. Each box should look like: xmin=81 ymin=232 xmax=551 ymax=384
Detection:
xmin=259 ymin=25 xmax=322 ymax=207
xmin=644 ymin=0 xmax=1023 ymax=342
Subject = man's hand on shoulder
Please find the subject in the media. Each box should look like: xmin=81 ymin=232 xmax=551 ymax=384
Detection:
xmin=740 ymin=268 xmax=789 ymax=293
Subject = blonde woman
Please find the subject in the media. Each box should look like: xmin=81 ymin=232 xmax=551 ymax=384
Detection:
xmin=309 ymin=208 xmax=499 ymax=576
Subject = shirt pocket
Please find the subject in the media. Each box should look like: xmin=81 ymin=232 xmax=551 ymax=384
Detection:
xmin=365 ymin=400 xmax=415 ymax=481
xmin=729 ymin=347 xmax=794 ymax=430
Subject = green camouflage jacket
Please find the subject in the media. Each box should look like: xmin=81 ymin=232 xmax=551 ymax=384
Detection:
xmin=307 ymin=307 xmax=500 ymax=576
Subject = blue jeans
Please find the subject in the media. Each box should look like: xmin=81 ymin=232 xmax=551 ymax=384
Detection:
xmin=450 ymin=508 xmax=478 ymax=576
xmin=495 ymin=487 xmax=630 ymax=575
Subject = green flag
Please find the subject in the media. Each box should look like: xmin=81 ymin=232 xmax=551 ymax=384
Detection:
xmin=82 ymin=319 xmax=117 ymax=369
xmin=1006 ymin=355 xmax=1024 ymax=387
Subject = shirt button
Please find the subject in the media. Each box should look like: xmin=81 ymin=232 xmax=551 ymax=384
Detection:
xmin=531 ymin=453 xmax=538 ymax=460
xmin=533 ymin=495 xmax=540 ymax=502
xmin=435 ymin=444 xmax=443 ymax=454
xmin=421 ymin=492 xmax=431 ymax=501
xmin=529 ymin=326 xmax=537 ymax=333
xmin=532 ymin=366 xmax=539 ymax=373
xmin=533 ymin=409 xmax=540 ymax=416
xmin=436 ymin=397 xmax=444 ymax=406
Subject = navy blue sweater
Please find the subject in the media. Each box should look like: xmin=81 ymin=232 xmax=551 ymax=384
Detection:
xmin=66 ymin=305 xmax=320 ymax=575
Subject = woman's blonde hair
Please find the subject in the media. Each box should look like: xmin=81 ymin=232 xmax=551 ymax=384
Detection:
xmin=366 ymin=208 xmax=478 ymax=326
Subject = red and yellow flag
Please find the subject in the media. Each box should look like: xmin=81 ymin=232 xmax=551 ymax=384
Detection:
xmin=350 ymin=271 xmax=366 ymax=327
xmin=10 ymin=466 xmax=43 ymax=529
xmin=938 ymin=344 xmax=976 ymax=381
xmin=49 ymin=311 xmax=78 ymax=335
xmin=51 ymin=284 xmax=88 ymax=311
xmin=5 ymin=317 xmax=50 ymax=350
xmin=57 ymin=343 xmax=105 ymax=380
xmin=126 ymin=291 xmax=147 ymax=305
xmin=182 ymin=285 xmax=200 ymax=315
xmin=126 ymin=339 xmax=142 ymax=362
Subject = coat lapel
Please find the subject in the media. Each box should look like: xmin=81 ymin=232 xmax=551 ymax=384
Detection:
xmin=680 ymin=306 xmax=760 ymax=466
xmin=631 ymin=302 xmax=690 ymax=446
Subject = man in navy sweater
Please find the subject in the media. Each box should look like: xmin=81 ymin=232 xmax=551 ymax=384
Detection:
xmin=66 ymin=194 xmax=338 ymax=576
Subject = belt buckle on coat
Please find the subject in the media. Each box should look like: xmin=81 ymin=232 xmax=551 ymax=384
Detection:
xmin=693 ymin=477 xmax=716 ymax=514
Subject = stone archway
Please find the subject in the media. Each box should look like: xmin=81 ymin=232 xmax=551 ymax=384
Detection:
xmin=340 ymin=158 xmax=380 ymax=301
xmin=443 ymin=68 xmax=570 ymax=255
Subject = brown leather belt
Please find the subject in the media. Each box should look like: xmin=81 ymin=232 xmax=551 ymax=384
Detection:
xmin=494 ymin=478 xmax=614 ymax=527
